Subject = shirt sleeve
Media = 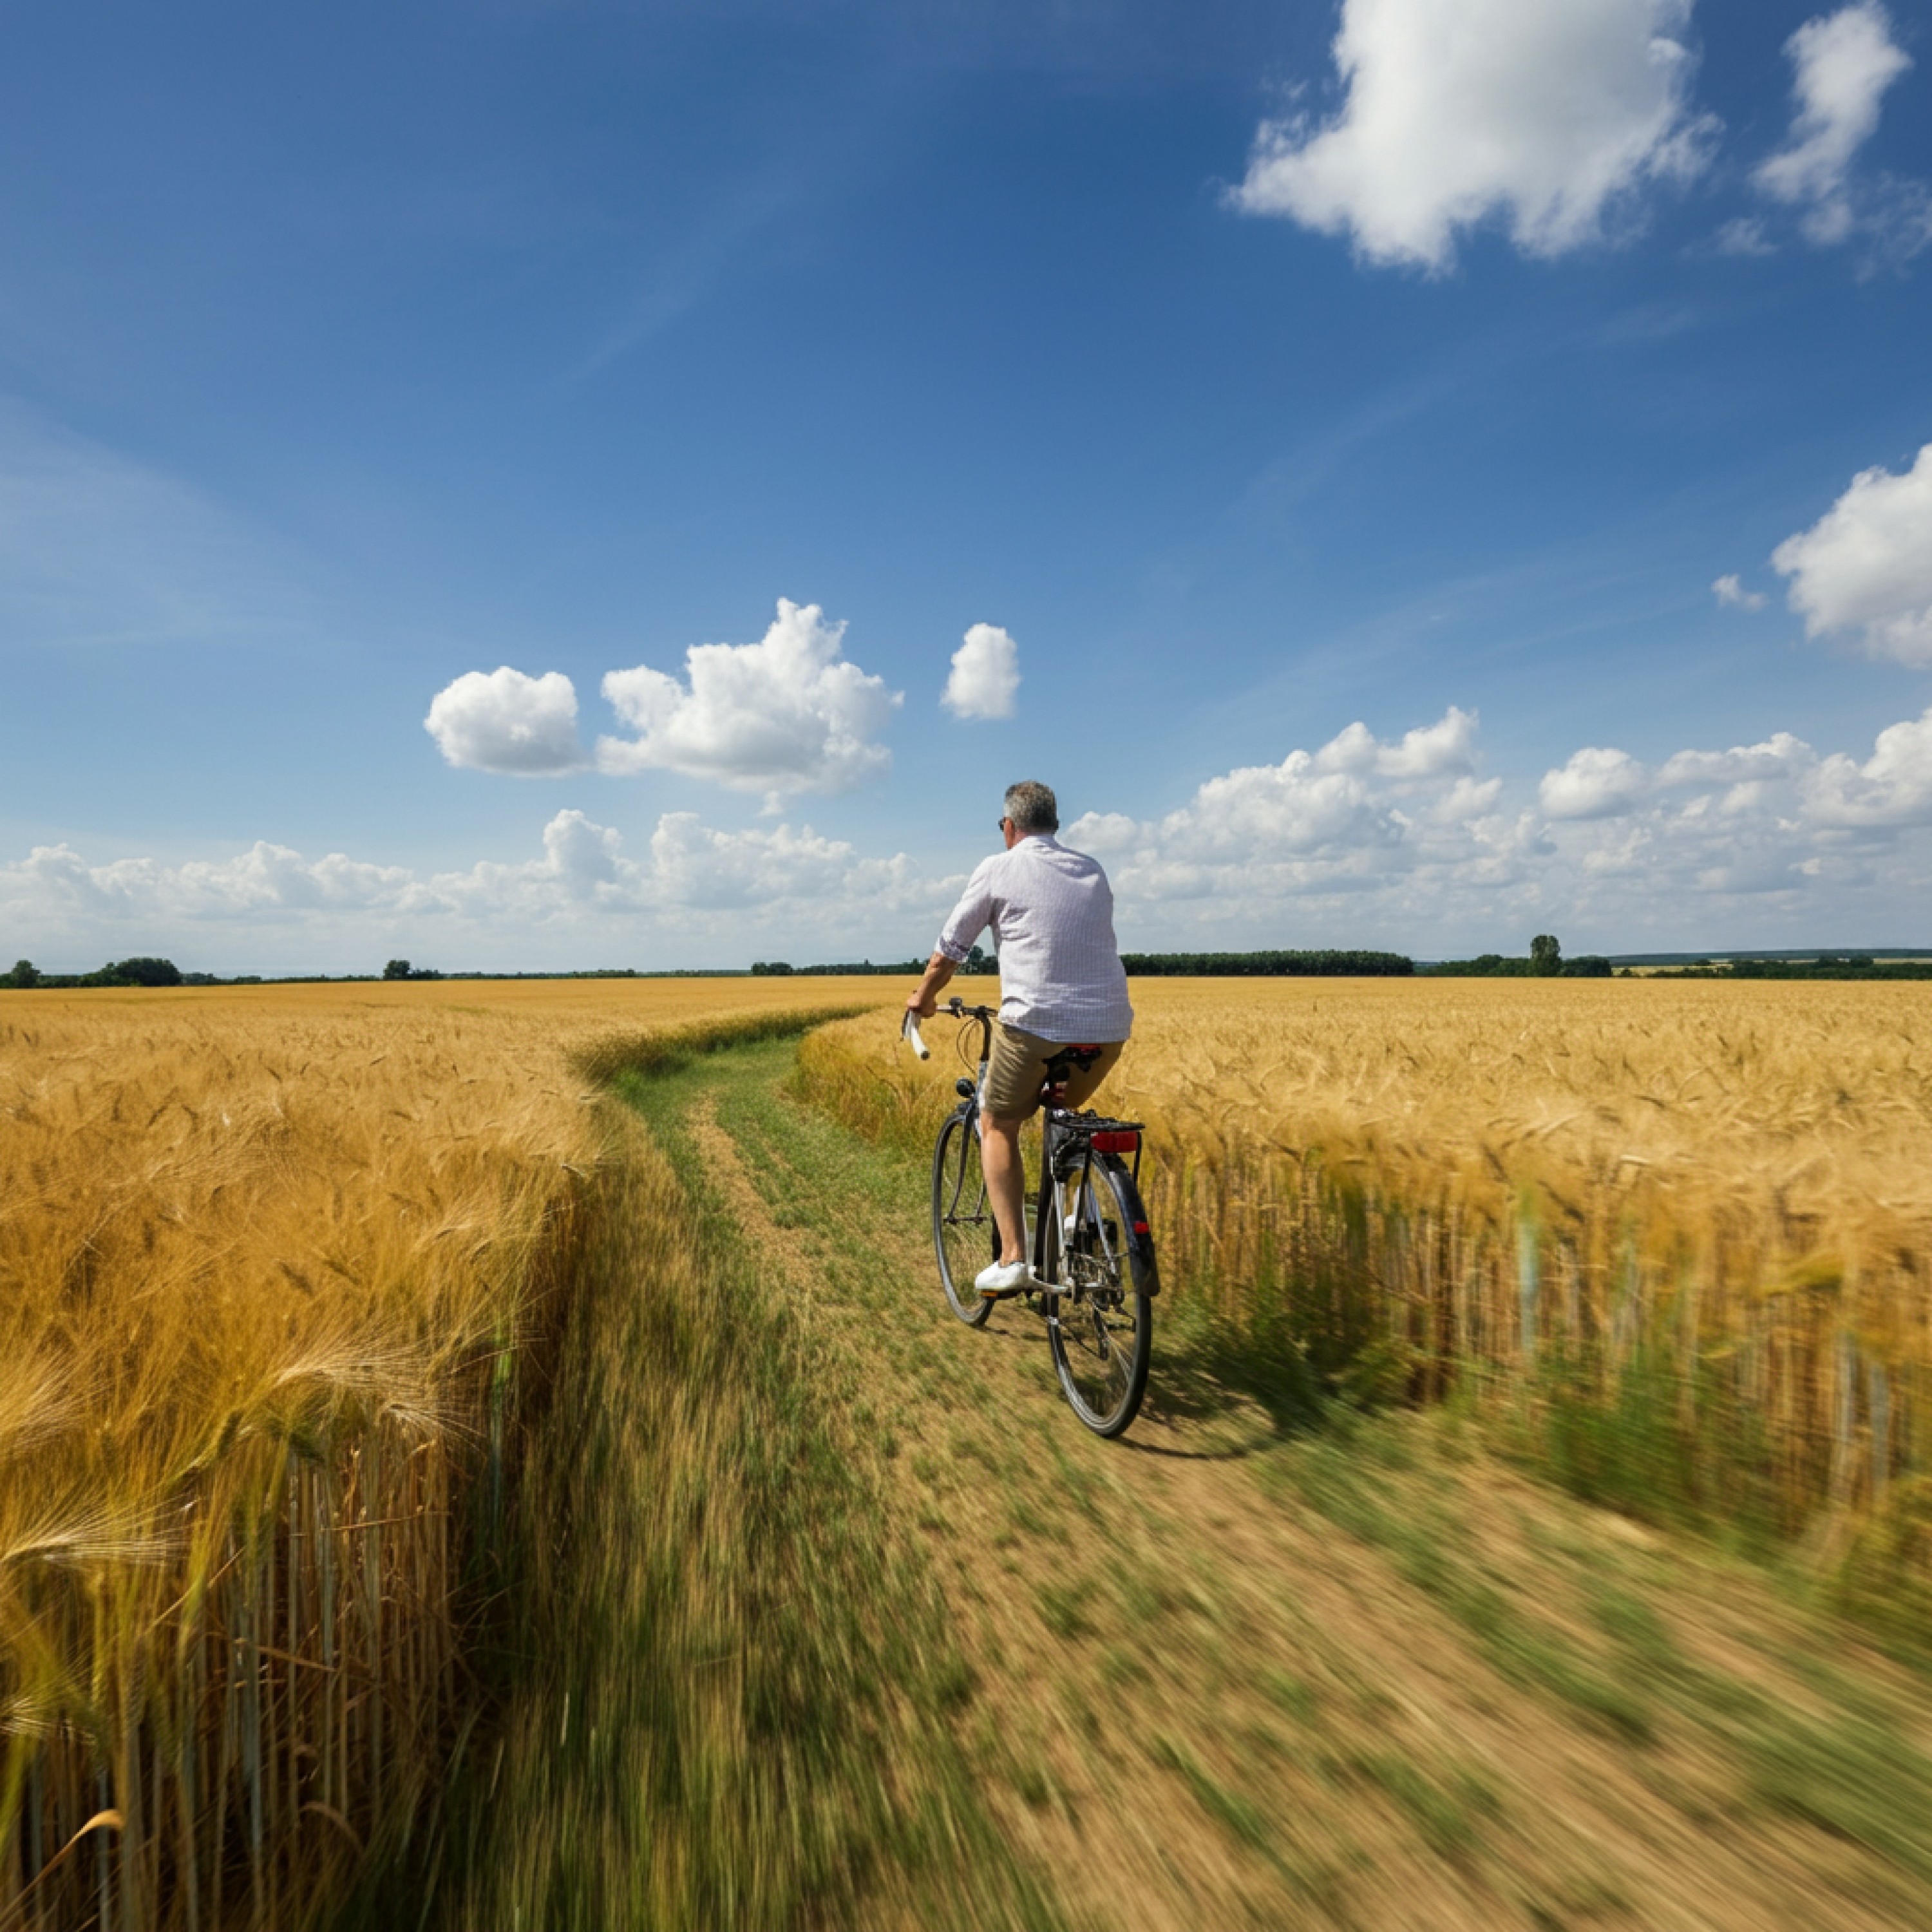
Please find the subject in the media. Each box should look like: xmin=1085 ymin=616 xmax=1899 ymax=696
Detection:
xmin=936 ymin=860 xmax=996 ymax=963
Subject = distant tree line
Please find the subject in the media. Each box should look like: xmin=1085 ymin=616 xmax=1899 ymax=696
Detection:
xmin=753 ymin=946 xmax=998 ymax=977
xmin=1423 ymin=934 xmax=1611 ymax=978
xmin=51 ymin=934 xmax=1897 ymax=989
xmin=1648 ymin=956 xmax=1932 ymax=981
xmin=1 ymin=957 xmax=663 ymax=989
xmin=1120 ymin=949 xmax=1415 ymax=977
xmin=5 ymin=956 xmax=185 ymax=989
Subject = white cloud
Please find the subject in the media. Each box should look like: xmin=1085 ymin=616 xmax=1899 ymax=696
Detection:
xmin=1229 ymin=0 xmax=1712 ymax=270
xmin=596 ymin=599 xmax=901 ymax=796
xmin=8 ymin=839 xmax=423 ymax=920
xmin=1047 ymin=706 xmax=1932 ymax=952
xmin=1712 ymin=573 xmax=1766 ymax=611
xmin=0 ymin=808 xmax=951 ymax=971
xmin=424 ymin=667 xmax=586 ymax=775
xmin=1656 ymin=732 xmax=1813 ymax=787
xmin=1312 ymin=705 xmax=1479 ymax=779
xmin=942 ymin=622 xmax=1021 ymax=721
xmin=1807 ymin=710 xmax=1932 ymax=827
xmin=1772 ymin=444 xmax=1932 ymax=665
xmin=1754 ymin=3 xmax=1912 ymax=245
xmin=1058 ymin=709 xmax=1511 ymax=914
xmin=22 ymin=708 xmax=1932 ymax=967
xmin=1539 ymin=746 xmax=1651 ymax=819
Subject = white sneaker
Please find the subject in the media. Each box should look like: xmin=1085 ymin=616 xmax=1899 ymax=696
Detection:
xmin=975 ymin=1259 xmax=1031 ymax=1299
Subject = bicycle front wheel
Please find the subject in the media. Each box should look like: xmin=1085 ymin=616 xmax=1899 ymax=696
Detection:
xmin=933 ymin=1111 xmax=995 ymax=1327
xmin=1046 ymin=1158 xmax=1153 ymax=1436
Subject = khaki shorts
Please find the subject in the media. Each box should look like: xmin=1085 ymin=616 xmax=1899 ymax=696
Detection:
xmin=983 ymin=1023 xmax=1125 ymax=1121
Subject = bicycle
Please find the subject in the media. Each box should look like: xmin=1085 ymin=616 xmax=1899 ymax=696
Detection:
xmin=904 ymin=996 xmax=1157 ymax=1438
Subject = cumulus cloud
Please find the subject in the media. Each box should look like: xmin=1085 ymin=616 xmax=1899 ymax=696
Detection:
xmin=1754 ymin=3 xmax=1913 ymax=245
xmin=1539 ymin=746 xmax=1651 ymax=819
xmin=1539 ymin=732 xmax=1824 ymax=820
xmin=1314 ymin=705 xmax=1479 ymax=779
xmin=597 ymin=599 xmax=900 ymax=797
xmin=0 ymin=808 xmax=948 ymax=971
xmin=424 ymin=667 xmax=586 ymax=775
xmin=1042 ymin=703 xmax=1932 ymax=951
xmin=21 ymin=708 xmax=1932 ymax=965
xmin=8 ymin=838 xmax=424 ymax=920
xmin=1058 ymin=709 xmax=1515 ymax=914
xmin=1772 ymin=444 xmax=1932 ymax=665
xmin=1712 ymin=573 xmax=1766 ymax=611
xmin=1808 ymin=710 xmax=1932 ymax=827
xmin=1656 ymin=732 xmax=1813 ymax=788
xmin=942 ymin=623 xmax=1021 ymax=721
xmin=1229 ymin=0 xmax=1712 ymax=270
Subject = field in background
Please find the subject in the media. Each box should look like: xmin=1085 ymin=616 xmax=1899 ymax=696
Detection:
xmin=0 ymin=978 xmax=892 ymax=1932
xmin=801 ymin=979 xmax=1932 ymax=1558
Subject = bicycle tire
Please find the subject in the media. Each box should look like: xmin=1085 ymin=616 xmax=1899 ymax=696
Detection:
xmin=933 ymin=1110 xmax=995 ymax=1328
xmin=1045 ymin=1155 xmax=1153 ymax=1437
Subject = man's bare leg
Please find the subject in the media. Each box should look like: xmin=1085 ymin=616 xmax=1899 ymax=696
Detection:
xmin=980 ymin=1112 xmax=1030 ymax=1272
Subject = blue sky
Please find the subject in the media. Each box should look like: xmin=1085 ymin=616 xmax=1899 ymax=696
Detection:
xmin=2 ymin=0 xmax=1930 ymax=971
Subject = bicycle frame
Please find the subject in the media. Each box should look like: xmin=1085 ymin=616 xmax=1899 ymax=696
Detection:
xmin=915 ymin=997 xmax=1156 ymax=1299
xmin=916 ymin=996 xmax=1157 ymax=1435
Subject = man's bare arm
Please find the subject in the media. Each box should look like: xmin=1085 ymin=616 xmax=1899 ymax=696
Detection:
xmin=905 ymin=950 xmax=958 ymax=1018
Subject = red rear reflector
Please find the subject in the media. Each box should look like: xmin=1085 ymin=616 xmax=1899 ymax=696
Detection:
xmin=1092 ymin=1131 xmax=1139 ymax=1153
xmin=1132 ymin=1221 xmax=1150 ymax=1235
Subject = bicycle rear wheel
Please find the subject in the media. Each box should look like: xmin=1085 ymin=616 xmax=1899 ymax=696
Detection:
xmin=1046 ymin=1157 xmax=1152 ymax=1436
xmin=933 ymin=1110 xmax=995 ymax=1327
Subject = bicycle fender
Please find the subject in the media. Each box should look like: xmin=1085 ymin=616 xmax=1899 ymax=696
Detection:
xmin=1102 ymin=1157 xmax=1160 ymax=1294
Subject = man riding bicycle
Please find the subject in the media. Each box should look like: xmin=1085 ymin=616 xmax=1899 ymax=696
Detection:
xmin=905 ymin=781 xmax=1133 ymax=1300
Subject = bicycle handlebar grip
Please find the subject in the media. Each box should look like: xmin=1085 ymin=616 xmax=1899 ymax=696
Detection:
xmin=902 ymin=1012 xmax=931 ymax=1060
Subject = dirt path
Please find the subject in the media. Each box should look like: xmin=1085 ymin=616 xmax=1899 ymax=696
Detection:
xmin=673 ymin=1044 xmax=1932 ymax=1932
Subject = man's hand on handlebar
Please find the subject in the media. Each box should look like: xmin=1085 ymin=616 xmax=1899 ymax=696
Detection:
xmin=907 ymin=947 xmax=959 ymax=1021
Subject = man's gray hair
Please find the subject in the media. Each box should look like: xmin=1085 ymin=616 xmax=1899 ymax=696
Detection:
xmin=1003 ymin=781 xmax=1059 ymax=833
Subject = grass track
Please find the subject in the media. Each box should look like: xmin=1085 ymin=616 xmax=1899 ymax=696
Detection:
xmin=397 ymin=1030 xmax=1932 ymax=1932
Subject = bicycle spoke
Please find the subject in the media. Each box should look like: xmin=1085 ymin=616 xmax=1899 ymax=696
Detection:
xmin=933 ymin=1113 xmax=995 ymax=1327
xmin=1045 ymin=1142 xmax=1152 ymax=1436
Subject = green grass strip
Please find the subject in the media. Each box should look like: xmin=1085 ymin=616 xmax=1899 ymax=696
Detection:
xmin=365 ymin=1014 xmax=1054 ymax=1932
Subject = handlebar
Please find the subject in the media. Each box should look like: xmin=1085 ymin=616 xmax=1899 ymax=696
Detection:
xmin=902 ymin=996 xmax=998 ymax=1059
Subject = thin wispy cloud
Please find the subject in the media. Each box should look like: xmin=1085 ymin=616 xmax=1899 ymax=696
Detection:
xmin=1754 ymin=3 xmax=1915 ymax=249
xmin=0 ymin=401 xmax=314 ymax=651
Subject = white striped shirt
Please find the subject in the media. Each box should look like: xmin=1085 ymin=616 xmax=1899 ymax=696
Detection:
xmin=936 ymin=835 xmax=1134 ymax=1042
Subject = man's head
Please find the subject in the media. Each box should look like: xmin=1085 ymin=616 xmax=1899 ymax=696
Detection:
xmin=1001 ymin=781 xmax=1058 ymax=846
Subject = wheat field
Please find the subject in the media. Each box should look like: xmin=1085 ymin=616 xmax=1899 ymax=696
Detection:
xmin=0 ymin=978 xmax=889 ymax=1932
xmin=10 ymin=972 xmax=1932 ymax=1927
xmin=800 ymin=978 xmax=1932 ymax=1530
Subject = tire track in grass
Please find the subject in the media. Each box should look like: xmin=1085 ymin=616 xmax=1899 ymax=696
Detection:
xmin=419 ymin=1043 xmax=1057 ymax=1932
xmin=670 ymin=1035 xmax=1932 ymax=1932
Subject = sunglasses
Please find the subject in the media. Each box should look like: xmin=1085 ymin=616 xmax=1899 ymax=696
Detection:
xmin=996 ymin=816 xmax=1013 ymax=832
